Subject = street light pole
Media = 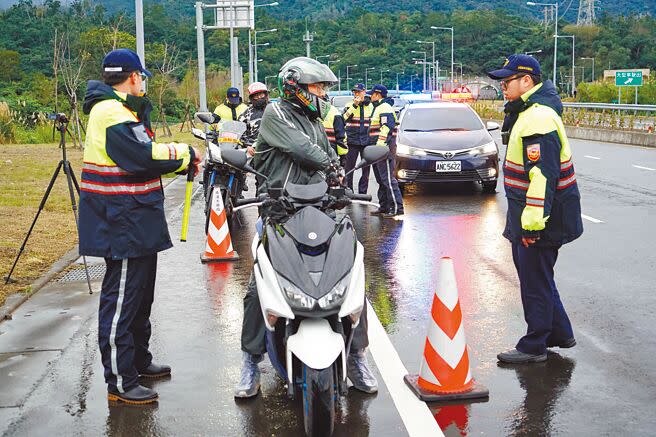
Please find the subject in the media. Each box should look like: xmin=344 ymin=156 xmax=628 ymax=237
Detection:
xmin=379 ymin=69 xmax=390 ymax=85
xmin=527 ymin=2 xmax=558 ymax=85
xmin=365 ymin=67 xmax=375 ymax=88
xmin=417 ymin=40 xmax=436 ymax=90
xmin=431 ymin=26 xmax=454 ymax=91
xmin=135 ymin=0 xmax=146 ymax=93
xmin=581 ymin=57 xmax=595 ymax=81
xmin=411 ymin=50 xmax=427 ymax=91
xmin=250 ymin=2 xmax=279 ymax=85
xmin=346 ymin=64 xmax=357 ymax=91
xmin=556 ymin=35 xmax=575 ymax=95
xmin=254 ymin=28 xmax=276 ymax=82
xmin=525 ymin=49 xmax=543 ymax=56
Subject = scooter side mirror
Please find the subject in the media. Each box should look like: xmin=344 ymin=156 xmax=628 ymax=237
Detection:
xmin=344 ymin=145 xmax=390 ymax=178
xmin=195 ymin=112 xmax=218 ymax=124
xmin=191 ymin=128 xmax=206 ymax=141
xmin=221 ymin=148 xmax=269 ymax=180
xmin=361 ymin=145 xmax=389 ymax=164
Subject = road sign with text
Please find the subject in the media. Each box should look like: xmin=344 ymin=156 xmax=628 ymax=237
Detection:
xmin=615 ymin=71 xmax=643 ymax=87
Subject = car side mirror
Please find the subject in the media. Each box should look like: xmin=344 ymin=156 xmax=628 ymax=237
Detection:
xmin=486 ymin=121 xmax=500 ymax=131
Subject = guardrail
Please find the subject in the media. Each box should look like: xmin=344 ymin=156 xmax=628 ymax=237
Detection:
xmin=562 ymin=102 xmax=656 ymax=112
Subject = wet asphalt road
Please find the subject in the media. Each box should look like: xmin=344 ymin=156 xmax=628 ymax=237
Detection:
xmin=1 ymin=134 xmax=656 ymax=436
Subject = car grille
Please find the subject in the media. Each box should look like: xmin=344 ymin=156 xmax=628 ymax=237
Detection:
xmin=403 ymin=168 xmax=495 ymax=182
xmin=424 ymin=149 xmax=472 ymax=158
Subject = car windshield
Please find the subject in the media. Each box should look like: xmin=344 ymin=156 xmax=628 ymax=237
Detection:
xmin=401 ymin=107 xmax=484 ymax=132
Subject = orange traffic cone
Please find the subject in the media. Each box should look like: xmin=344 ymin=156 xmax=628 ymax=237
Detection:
xmin=404 ymin=257 xmax=488 ymax=402
xmin=200 ymin=188 xmax=239 ymax=263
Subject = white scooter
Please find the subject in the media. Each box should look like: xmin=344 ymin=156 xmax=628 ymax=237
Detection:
xmin=222 ymin=146 xmax=388 ymax=437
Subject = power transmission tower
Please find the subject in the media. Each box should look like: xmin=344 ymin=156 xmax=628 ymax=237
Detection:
xmin=577 ymin=0 xmax=597 ymax=26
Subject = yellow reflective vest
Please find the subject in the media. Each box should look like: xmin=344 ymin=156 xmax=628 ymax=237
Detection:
xmin=214 ymin=101 xmax=248 ymax=122
xmin=79 ymin=81 xmax=194 ymax=259
xmin=369 ymin=98 xmax=397 ymax=146
xmin=503 ymin=81 xmax=583 ymax=246
xmin=323 ymin=105 xmax=348 ymax=156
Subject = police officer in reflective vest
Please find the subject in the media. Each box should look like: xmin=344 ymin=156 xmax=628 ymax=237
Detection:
xmin=214 ymin=87 xmax=248 ymax=122
xmin=323 ymin=104 xmax=348 ymax=166
xmin=368 ymin=84 xmax=404 ymax=218
xmin=343 ymin=83 xmax=373 ymax=194
xmin=79 ymin=49 xmax=200 ymax=404
xmin=487 ymin=54 xmax=583 ymax=364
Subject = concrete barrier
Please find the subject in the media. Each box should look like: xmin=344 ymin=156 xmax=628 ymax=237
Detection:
xmin=485 ymin=119 xmax=656 ymax=148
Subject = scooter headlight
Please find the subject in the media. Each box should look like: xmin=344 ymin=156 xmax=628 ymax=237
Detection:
xmin=317 ymin=277 xmax=349 ymax=310
xmin=279 ymin=277 xmax=316 ymax=310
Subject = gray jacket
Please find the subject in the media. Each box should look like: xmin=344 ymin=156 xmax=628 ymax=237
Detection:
xmin=253 ymin=100 xmax=338 ymax=195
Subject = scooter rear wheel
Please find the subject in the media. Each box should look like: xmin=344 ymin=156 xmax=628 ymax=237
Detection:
xmin=302 ymin=364 xmax=335 ymax=437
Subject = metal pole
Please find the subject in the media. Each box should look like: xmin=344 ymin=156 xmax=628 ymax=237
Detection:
xmin=229 ymin=1 xmax=235 ymax=86
xmin=254 ymin=32 xmax=258 ymax=82
xmin=423 ymin=54 xmax=426 ymax=91
xmin=431 ymin=42 xmax=435 ymax=91
xmin=195 ymin=2 xmax=207 ymax=112
xmin=553 ymin=2 xmax=558 ymax=86
xmin=396 ymin=72 xmax=400 ymax=94
xmin=338 ymin=70 xmax=341 ymax=92
xmin=450 ymin=28 xmax=454 ymax=92
xmin=248 ymin=30 xmax=253 ymax=84
xmin=571 ymin=35 xmax=575 ymax=96
xmin=135 ymin=0 xmax=146 ymax=93
xmin=592 ymin=57 xmax=595 ymax=81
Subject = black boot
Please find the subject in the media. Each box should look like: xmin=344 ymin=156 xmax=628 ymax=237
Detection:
xmin=139 ymin=363 xmax=172 ymax=379
xmin=108 ymin=385 xmax=158 ymax=405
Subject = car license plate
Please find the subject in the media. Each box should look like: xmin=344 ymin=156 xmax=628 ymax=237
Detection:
xmin=436 ymin=161 xmax=461 ymax=172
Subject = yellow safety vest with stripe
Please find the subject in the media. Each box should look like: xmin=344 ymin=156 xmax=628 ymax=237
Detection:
xmin=343 ymin=99 xmax=374 ymax=146
xmin=323 ymin=105 xmax=348 ymax=156
xmin=503 ymin=81 xmax=583 ymax=246
xmin=79 ymin=80 xmax=194 ymax=259
xmin=369 ymin=99 xmax=397 ymax=146
xmin=214 ymin=101 xmax=248 ymax=122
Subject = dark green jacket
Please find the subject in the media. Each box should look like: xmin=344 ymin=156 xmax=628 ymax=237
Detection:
xmin=253 ymin=100 xmax=338 ymax=195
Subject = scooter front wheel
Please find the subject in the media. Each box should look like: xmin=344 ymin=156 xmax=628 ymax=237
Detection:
xmin=302 ymin=364 xmax=335 ymax=437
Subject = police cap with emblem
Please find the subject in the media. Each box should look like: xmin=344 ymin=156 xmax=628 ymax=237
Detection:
xmin=102 ymin=48 xmax=152 ymax=77
xmin=487 ymin=54 xmax=541 ymax=80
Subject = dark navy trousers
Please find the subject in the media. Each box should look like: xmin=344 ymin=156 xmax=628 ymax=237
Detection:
xmin=344 ymin=144 xmax=371 ymax=194
xmin=512 ymin=243 xmax=574 ymax=355
xmin=99 ymin=255 xmax=157 ymax=393
xmin=372 ymin=143 xmax=404 ymax=215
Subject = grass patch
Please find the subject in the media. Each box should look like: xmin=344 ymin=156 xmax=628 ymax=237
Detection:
xmin=0 ymin=124 xmax=204 ymax=307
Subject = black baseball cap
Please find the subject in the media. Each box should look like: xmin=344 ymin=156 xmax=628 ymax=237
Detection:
xmin=102 ymin=49 xmax=152 ymax=77
xmin=487 ymin=54 xmax=541 ymax=80
xmin=226 ymin=87 xmax=241 ymax=104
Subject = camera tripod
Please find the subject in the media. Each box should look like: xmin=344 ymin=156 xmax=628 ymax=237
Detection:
xmin=5 ymin=114 xmax=93 ymax=294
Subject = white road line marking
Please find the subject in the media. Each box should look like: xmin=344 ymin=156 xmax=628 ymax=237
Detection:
xmin=584 ymin=155 xmax=601 ymax=160
xmin=577 ymin=329 xmax=612 ymax=354
xmin=581 ymin=214 xmax=604 ymax=224
xmin=632 ymin=165 xmax=656 ymax=171
xmin=366 ymin=300 xmax=442 ymax=437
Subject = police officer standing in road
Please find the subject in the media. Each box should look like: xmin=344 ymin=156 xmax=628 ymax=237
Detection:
xmin=323 ymin=102 xmax=348 ymax=166
xmin=343 ymin=83 xmax=374 ymax=194
xmin=368 ymin=84 xmax=404 ymax=218
xmin=487 ymin=55 xmax=583 ymax=364
xmin=214 ymin=87 xmax=248 ymax=122
xmin=79 ymin=49 xmax=200 ymax=404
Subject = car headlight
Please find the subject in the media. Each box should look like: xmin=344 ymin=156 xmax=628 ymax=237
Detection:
xmin=317 ymin=274 xmax=350 ymax=310
xmin=469 ymin=141 xmax=497 ymax=156
xmin=397 ymin=143 xmax=427 ymax=157
xmin=279 ymin=277 xmax=316 ymax=310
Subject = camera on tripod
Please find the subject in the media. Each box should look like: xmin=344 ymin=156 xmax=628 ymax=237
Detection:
xmin=47 ymin=113 xmax=69 ymax=124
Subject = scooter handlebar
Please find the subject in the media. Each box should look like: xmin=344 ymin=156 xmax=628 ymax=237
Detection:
xmin=348 ymin=193 xmax=372 ymax=202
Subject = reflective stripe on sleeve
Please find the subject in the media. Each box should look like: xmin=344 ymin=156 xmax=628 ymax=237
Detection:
xmin=82 ymin=162 xmax=131 ymax=175
xmin=504 ymin=175 xmax=530 ymax=190
xmin=557 ymin=172 xmax=577 ymax=189
xmin=81 ymin=179 xmax=161 ymax=195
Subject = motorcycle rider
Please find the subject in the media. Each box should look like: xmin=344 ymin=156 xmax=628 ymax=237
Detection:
xmin=238 ymin=81 xmax=270 ymax=158
xmin=235 ymin=57 xmax=378 ymax=398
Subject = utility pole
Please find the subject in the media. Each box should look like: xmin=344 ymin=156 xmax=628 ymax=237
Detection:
xmin=195 ymin=2 xmax=207 ymax=111
xmin=135 ymin=0 xmax=146 ymax=93
xmin=527 ymin=2 xmax=558 ymax=86
xmin=303 ymin=18 xmax=313 ymax=58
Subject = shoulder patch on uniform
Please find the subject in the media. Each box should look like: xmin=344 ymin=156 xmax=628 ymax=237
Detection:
xmin=527 ymin=143 xmax=541 ymax=162
xmin=131 ymin=124 xmax=151 ymax=144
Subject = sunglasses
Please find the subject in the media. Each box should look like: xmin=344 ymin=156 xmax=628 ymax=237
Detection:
xmin=500 ymin=75 xmax=527 ymax=89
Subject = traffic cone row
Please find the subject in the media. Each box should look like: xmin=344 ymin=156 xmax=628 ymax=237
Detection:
xmin=405 ymin=257 xmax=488 ymax=402
xmin=201 ymin=188 xmax=239 ymax=263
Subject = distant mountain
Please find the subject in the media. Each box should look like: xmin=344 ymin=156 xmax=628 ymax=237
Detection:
xmin=1 ymin=0 xmax=655 ymax=21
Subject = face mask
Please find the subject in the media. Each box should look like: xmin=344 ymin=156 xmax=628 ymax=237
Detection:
xmin=253 ymin=97 xmax=268 ymax=110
